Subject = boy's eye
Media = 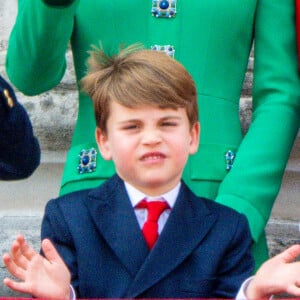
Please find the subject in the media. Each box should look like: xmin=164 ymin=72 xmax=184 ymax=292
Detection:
xmin=123 ymin=124 xmax=140 ymax=130
xmin=161 ymin=122 xmax=177 ymax=127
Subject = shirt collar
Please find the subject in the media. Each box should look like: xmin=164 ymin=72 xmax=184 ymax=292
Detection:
xmin=124 ymin=181 xmax=181 ymax=209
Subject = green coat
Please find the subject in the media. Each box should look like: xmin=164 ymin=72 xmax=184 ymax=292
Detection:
xmin=6 ymin=0 xmax=300 ymax=269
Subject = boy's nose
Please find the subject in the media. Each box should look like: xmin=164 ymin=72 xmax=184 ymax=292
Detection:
xmin=142 ymin=129 xmax=162 ymax=145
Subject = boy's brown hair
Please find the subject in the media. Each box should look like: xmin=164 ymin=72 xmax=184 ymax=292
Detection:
xmin=81 ymin=44 xmax=198 ymax=132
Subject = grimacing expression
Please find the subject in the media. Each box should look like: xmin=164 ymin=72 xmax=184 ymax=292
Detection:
xmin=96 ymin=101 xmax=200 ymax=196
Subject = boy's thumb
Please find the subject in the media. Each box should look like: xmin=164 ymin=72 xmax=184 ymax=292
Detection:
xmin=41 ymin=239 xmax=65 ymax=264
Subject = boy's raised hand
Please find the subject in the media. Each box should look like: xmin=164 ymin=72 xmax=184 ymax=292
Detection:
xmin=2 ymin=235 xmax=71 ymax=299
xmin=246 ymin=244 xmax=300 ymax=299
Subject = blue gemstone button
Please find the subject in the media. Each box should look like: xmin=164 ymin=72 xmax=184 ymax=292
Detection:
xmin=151 ymin=44 xmax=175 ymax=58
xmin=77 ymin=148 xmax=97 ymax=174
xmin=82 ymin=155 xmax=90 ymax=165
xmin=225 ymin=150 xmax=236 ymax=171
xmin=152 ymin=0 xmax=176 ymax=18
xmin=159 ymin=0 xmax=169 ymax=9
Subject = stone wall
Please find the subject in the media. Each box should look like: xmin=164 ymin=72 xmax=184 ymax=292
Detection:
xmin=0 ymin=1 xmax=299 ymax=297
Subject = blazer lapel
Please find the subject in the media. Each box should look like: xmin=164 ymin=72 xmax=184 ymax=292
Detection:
xmin=126 ymin=182 xmax=218 ymax=297
xmin=84 ymin=175 xmax=149 ymax=277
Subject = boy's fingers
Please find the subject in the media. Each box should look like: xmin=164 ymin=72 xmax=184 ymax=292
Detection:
xmin=279 ymin=245 xmax=300 ymax=263
xmin=41 ymin=239 xmax=64 ymax=264
xmin=18 ymin=236 xmax=37 ymax=261
xmin=3 ymin=277 xmax=30 ymax=294
xmin=10 ymin=241 xmax=29 ymax=270
xmin=286 ymin=285 xmax=300 ymax=297
xmin=2 ymin=253 xmax=26 ymax=281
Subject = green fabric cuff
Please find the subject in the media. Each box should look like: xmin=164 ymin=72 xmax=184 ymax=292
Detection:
xmin=42 ymin=0 xmax=75 ymax=6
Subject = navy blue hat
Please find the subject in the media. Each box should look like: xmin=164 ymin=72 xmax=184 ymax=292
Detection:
xmin=0 ymin=75 xmax=41 ymax=180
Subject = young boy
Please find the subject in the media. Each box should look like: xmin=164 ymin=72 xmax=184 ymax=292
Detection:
xmin=3 ymin=45 xmax=300 ymax=299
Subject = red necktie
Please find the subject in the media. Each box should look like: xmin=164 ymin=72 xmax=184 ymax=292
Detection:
xmin=137 ymin=199 xmax=169 ymax=249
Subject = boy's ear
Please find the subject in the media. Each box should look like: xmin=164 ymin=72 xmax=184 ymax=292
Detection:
xmin=95 ymin=127 xmax=112 ymax=160
xmin=189 ymin=121 xmax=200 ymax=154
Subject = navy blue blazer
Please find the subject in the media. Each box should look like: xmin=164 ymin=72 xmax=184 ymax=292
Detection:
xmin=0 ymin=75 xmax=40 ymax=180
xmin=41 ymin=175 xmax=254 ymax=298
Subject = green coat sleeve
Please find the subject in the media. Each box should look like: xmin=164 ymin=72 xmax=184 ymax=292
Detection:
xmin=215 ymin=0 xmax=300 ymax=243
xmin=6 ymin=0 xmax=79 ymax=95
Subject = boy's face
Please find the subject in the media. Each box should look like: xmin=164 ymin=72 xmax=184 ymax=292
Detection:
xmin=96 ymin=101 xmax=200 ymax=196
